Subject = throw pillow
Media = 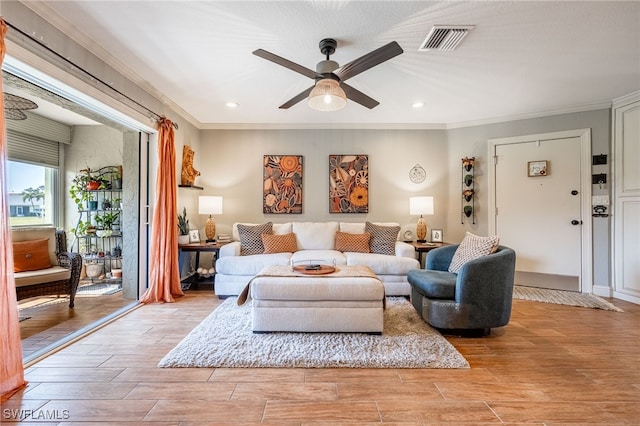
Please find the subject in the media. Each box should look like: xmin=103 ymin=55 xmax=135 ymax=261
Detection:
xmin=13 ymin=238 xmax=52 ymax=272
xmin=237 ymin=222 xmax=273 ymax=255
xmin=448 ymin=232 xmax=500 ymax=273
xmin=334 ymin=231 xmax=370 ymax=253
xmin=262 ymin=232 xmax=298 ymax=254
xmin=365 ymin=222 xmax=400 ymax=256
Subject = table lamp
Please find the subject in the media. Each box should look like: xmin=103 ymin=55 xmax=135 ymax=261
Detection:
xmin=199 ymin=196 xmax=223 ymax=242
xmin=410 ymin=196 xmax=434 ymax=243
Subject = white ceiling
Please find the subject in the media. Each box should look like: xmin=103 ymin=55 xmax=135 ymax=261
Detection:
xmin=24 ymin=1 xmax=640 ymax=128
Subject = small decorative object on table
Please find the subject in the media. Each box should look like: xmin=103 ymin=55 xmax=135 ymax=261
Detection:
xmin=189 ymin=229 xmax=200 ymax=243
xmin=431 ymin=229 xmax=443 ymax=243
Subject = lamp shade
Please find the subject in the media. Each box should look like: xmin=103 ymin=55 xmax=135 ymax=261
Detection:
xmin=308 ymin=78 xmax=347 ymax=111
xmin=409 ymin=196 xmax=434 ymax=216
xmin=198 ymin=196 xmax=223 ymax=215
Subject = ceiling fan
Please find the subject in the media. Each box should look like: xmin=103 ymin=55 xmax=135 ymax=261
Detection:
xmin=3 ymin=92 xmax=38 ymax=120
xmin=253 ymin=38 xmax=403 ymax=111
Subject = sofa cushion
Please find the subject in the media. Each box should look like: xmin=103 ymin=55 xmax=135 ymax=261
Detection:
xmin=365 ymin=222 xmax=400 ymax=255
xmin=13 ymin=239 xmax=52 ymax=272
xmin=448 ymin=232 xmax=500 ymax=273
xmin=216 ymin=252 xmax=292 ymax=275
xmin=346 ymin=252 xmax=419 ymax=275
xmin=408 ymin=269 xmax=457 ymax=299
xmin=335 ymin=231 xmax=370 ymax=253
xmin=14 ymin=265 xmax=70 ymax=287
xmin=262 ymin=233 xmax=298 ymax=254
xmin=291 ymin=250 xmax=347 ymax=266
xmin=237 ymin=222 xmax=273 ymax=255
xmin=292 ymin=222 xmax=338 ymax=250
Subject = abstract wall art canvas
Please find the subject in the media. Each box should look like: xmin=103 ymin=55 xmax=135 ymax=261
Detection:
xmin=263 ymin=155 xmax=303 ymax=214
xmin=329 ymin=154 xmax=368 ymax=213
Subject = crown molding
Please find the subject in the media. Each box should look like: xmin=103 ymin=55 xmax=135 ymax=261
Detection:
xmin=445 ymin=100 xmax=613 ymax=130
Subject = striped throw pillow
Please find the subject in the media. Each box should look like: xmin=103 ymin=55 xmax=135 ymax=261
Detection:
xmin=365 ymin=222 xmax=400 ymax=256
xmin=238 ymin=222 xmax=273 ymax=255
xmin=448 ymin=232 xmax=500 ymax=273
xmin=335 ymin=231 xmax=370 ymax=253
xmin=262 ymin=233 xmax=298 ymax=254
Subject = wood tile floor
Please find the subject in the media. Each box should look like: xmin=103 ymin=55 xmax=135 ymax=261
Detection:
xmin=19 ymin=290 xmax=133 ymax=359
xmin=2 ymin=289 xmax=639 ymax=424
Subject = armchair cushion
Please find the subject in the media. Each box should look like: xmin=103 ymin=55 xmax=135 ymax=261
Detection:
xmin=407 ymin=269 xmax=456 ymax=299
xmin=448 ymin=232 xmax=500 ymax=273
xmin=13 ymin=238 xmax=52 ymax=272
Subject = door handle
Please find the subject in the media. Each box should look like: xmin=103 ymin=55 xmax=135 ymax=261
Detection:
xmin=571 ymin=220 xmax=582 ymax=225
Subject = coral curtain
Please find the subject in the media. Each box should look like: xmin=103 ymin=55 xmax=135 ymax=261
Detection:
xmin=140 ymin=117 xmax=183 ymax=303
xmin=0 ymin=18 xmax=27 ymax=401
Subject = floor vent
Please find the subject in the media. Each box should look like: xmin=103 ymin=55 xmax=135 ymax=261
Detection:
xmin=418 ymin=25 xmax=475 ymax=51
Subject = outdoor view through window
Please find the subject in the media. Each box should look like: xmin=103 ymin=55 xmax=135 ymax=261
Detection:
xmin=8 ymin=160 xmax=56 ymax=227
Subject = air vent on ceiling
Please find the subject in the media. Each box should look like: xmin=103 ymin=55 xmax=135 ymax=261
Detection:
xmin=418 ymin=25 xmax=475 ymax=51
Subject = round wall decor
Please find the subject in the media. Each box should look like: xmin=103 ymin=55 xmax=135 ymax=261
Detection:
xmin=409 ymin=164 xmax=426 ymax=183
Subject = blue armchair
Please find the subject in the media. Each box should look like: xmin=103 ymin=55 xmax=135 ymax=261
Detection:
xmin=407 ymin=244 xmax=516 ymax=335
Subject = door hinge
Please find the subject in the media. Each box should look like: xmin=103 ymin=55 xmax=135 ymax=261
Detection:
xmin=494 ymin=155 xmax=498 ymax=165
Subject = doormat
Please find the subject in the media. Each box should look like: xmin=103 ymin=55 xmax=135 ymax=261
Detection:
xmin=513 ymin=286 xmax=623 ymax=312
xmin=77 ymin=282 xmax=122 ymax=296
xmin=159 ymin=297 xmax=469 ymax=369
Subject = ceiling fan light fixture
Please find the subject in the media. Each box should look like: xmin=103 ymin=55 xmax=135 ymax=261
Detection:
xmin=308 ymin=78 xmax=347 ymax=111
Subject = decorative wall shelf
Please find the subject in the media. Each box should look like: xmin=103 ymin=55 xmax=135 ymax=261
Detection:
xmin=178 ymin=184 xmax=204 ymax=190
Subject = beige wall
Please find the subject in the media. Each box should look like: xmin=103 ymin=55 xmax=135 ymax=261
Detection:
xmin=188 ymin=129 xmax=448 ymax=239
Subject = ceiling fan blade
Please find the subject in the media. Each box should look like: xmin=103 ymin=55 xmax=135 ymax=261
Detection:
xmin=279 ymin=86 xmax=314 ymax=109
xmin=253 ymin=49 xmax=319 ymax=79
xmin=334 ymin=41 xmax=403 ymax=82
xmin=341 ymin=83 xmax=379 ymax=109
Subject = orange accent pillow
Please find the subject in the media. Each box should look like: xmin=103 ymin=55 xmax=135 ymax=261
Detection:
xmin=335 ymin=231 xmax=370 ymax=253
xmin=13 ymin=238 xmax=52 ymax=272
xmin=261 ymin=233 xmax=298 ymax=254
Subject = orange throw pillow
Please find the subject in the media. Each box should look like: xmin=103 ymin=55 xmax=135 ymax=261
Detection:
xmin=335 ymin=231 xmax=371 ymax=253
xmin=261 ymin=233 xmax=298 ymax=254
xmin=13 ymin=238 xmax=52 ymax=272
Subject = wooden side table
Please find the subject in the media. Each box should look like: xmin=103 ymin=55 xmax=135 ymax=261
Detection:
xmin=408 ymin=241 xmax=446 ymax=268
xmin=178 ymin=241 xmax=229 ymax=290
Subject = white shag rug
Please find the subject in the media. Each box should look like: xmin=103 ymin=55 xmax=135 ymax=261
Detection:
xmin=158 ymin=297 xmax=469 ymax=369
xmin=513 ymin=286 xmax=623 ymax=312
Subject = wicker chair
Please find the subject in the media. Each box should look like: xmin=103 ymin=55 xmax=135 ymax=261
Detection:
xmin=12 ymin=227 xmax=82 ymax=308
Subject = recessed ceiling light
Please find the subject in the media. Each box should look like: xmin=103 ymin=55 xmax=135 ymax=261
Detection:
xmin=412 ymin=101 xmax=424 ymax=108
xmin=225 ymin=102 xmax=239 ymax=108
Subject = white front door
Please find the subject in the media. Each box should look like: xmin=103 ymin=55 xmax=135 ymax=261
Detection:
xmin=489 ymin=129 xmax=592 ymax=292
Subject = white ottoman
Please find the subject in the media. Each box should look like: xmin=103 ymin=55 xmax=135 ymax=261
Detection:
xmin=240 ymin=265 xmax=384 ymax=334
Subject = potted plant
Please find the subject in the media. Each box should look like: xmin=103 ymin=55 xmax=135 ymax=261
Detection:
xmin=464 ymin=205 xmax=473 ymax=217
xmin=70 ymin=168 xmax=96 ymax=210
xmin=462 ymin=157 xmax=475 ymax=171
xmin=112 ymin=166 xmax=122 ymax=189
xmin=464 ymin=174 xmax=473 ymax=187
xmin=178 ymin=207 xmax=190 ymax=245
xmin=463 ymin=189 xmax=474 ymax=202
xmin=95 ymin=211 xmax=120 ymax=230
xmin=70 ymin=219 xmax=93 ymax=236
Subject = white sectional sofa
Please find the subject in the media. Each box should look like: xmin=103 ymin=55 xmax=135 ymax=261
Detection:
xmin=214 ymin=221 xmax=420 ymax=298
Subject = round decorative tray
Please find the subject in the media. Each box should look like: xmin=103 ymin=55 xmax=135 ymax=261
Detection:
xmin=292 ymin=265 xmax=336 ymax=275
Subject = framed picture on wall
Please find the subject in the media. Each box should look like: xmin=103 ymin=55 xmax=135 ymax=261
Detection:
xmin=188 ymin=229 xmax=200 ymax=243
xmin=528 ymin=160 xmax=548 ymax=177
xmin=263 ymin=155 xmax=303 ymax=214
xmin=431 ymin=229 xmax=443 ymax=243
xmin=329 ymin=154 xmax=369 ymax=213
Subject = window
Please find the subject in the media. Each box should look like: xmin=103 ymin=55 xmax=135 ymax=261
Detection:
xmin=7 ymin=160 xmax=59 ymax=227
